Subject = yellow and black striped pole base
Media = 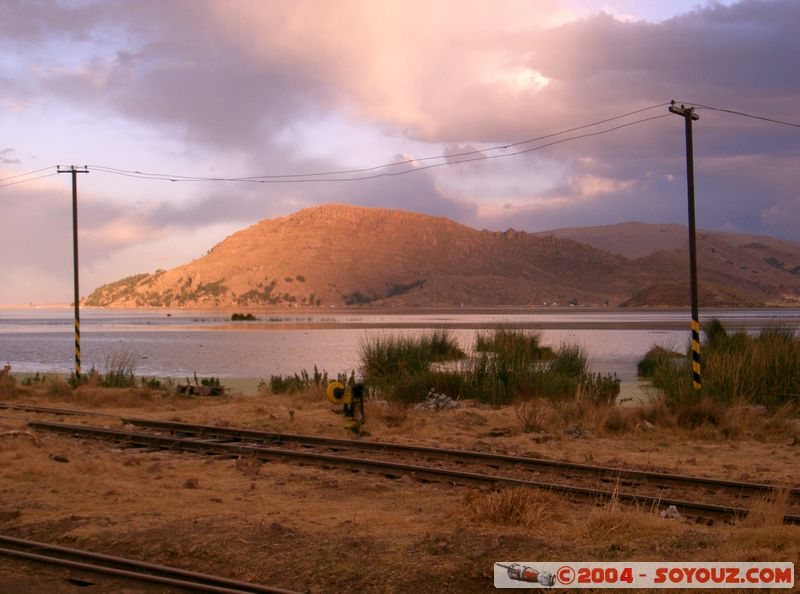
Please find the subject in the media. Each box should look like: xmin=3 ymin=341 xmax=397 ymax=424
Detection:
xmin=74 ymin=319 xmax=81 ymax=378
xmin=691 ymin=318 xmax=701 ymax=389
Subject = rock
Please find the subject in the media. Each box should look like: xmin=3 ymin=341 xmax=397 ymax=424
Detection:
xmin=183 ymin=477 xmax=200 ymax=489
xmin=660 ymin=505 xmax=682 ymax=519
xmin=415 ymin=390 xmax=460 ymax=411
xmin=49 ymin=454 xmax=69 ymax=463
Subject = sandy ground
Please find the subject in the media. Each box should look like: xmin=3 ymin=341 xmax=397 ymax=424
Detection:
xmin=0 ymin=381 xmax=799 ymax=593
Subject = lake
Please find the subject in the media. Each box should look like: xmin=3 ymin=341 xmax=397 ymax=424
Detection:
xmin=2 ymin=308 xmax=798 ymax=391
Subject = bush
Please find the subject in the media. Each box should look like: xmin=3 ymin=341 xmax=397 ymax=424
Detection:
xmin=231 ymin=313 xmax=256 ymax=321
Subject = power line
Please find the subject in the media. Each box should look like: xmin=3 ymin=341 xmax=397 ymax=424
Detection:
xmin=88 ymin=103 xmax=669 ymax=183
xmin=0 ymin=165 xmax=57 ymax=184
xmin=89 ymin=112 xmax=670 ymax=185
xmin=0 ymin=171 xmax=60 ymax=189
xmin=676 ymin=101 xmax=800 ymax=129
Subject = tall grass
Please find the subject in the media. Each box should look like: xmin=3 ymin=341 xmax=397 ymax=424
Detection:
xmin=643 ymin=320 xmax=800 ymax=411
xmin=102 ymin=352 xmax=138 ymax=388
xmin=362 ymin=328 xmax=619 ymax=406
xmin=68 ymin=351 xmax=139 ymax=389
xmin=474 ymin=328 xmax=554 ymax=359
xmin=360 ymin=329 xmax=466 ymax=385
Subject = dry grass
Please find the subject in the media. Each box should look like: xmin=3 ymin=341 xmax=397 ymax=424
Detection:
xmin=1 ymin=381 xmax=800 ymax=592
xmin=514 ymin=398 xmax=547 ymax=433
xmin=741 ymin=489 xmax=791 ymax=528
xmin=464 ymin=487 xmax=564 ymax=527
xmin=367 ymin=400 xmax=414 ymax=428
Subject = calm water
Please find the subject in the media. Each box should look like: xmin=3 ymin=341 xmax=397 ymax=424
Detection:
xmin=1 ymin=308 xmax=799 ymax=383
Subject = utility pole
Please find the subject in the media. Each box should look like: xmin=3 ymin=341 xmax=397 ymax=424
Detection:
xmin=668 ymin=101 xmax=701 ymax=390
xmin=57 ymin=165 xmax=89 ymax=380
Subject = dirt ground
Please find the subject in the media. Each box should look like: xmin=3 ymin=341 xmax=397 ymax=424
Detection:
xmin=0 ymin=380 xmax=799 ymax=593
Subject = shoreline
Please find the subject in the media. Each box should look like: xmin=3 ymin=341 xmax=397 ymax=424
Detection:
xmin=5 ymin=304 xmax=800 ymax=313
xmin=9 ymin=371 xmax=651 ymax=402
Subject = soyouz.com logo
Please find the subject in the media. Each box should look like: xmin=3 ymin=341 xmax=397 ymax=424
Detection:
xmin=493 ymin=562 xmax=795 ymax=589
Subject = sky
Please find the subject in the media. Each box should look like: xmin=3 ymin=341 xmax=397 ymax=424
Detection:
xmin=1 ymin=0 xmax=798 ymax=304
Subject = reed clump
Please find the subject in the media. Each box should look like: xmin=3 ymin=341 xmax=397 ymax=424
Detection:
xmin=360 ymin=329 xmax=466 ymax=386
xmin=642 ymin=320 xmax=800 ymax=413
xmin=362 ymin=328 xmax=620 ymax=407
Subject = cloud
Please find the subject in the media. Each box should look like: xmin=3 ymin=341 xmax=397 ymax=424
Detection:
xmin=1 ymin=0 xmax=799 ymax=303
xmin=0 ymin=148 xmax=20 ymax=164
xmin=761 ymin=196 xmax=800 ymax=235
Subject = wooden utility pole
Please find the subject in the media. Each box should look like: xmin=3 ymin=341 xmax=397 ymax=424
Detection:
xmin=57 ymin=165 xmax=89 ymax=379
xmin=668 ymin=101 xmax=701 ymax=390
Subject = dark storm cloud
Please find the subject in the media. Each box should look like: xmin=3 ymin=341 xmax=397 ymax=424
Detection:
xmin=19 ymin=4 xmax=331 ymax=150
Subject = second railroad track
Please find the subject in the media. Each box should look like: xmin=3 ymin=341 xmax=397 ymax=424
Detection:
xmin=26 ymin=415 xmax=800 ymax=526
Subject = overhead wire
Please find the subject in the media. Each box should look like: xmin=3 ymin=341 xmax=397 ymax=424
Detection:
xmin=0 ymin=165 xmax=57 ymax=184
xmin=675 ymin=101 xmax=800 ymax=129
xmin=5 ymin=102 xmax=794 ymax=191
xmin=88 ymin=103 xmax=669 ymax=182
xmin=88 ymin=108 xmax=671 ymax=185
xmin=0 ymin=171 xmax=60 ymax=189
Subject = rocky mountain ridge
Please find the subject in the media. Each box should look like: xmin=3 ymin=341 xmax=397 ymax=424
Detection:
xmin=84 ymin=204 xmax=800 ymax=308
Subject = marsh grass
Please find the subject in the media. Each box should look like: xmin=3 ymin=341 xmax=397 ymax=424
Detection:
xmin=643 ymin=320 xmax=800 ymax=413
xmin=474 ymin=328 xmax=554 ymax=359
xmin=363 ymin=328 xmax=620 ymax=406
xmin=361 ymin=329 xmax=465 ymax=385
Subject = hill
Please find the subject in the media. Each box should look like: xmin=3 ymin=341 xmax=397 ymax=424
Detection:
xmin=84 ymin=204 xmax=800 ymax=308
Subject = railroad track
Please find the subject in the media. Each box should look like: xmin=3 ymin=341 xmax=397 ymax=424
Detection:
xmin=0 ymin=401 xmax=117 ymax=418
xmin=28 ymin=418 xmax=800 ymax=526
xmin=122 ymin=416 xmax=800 ymax=507
xmin=0 ymin=534 xmax=298 ymax=594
